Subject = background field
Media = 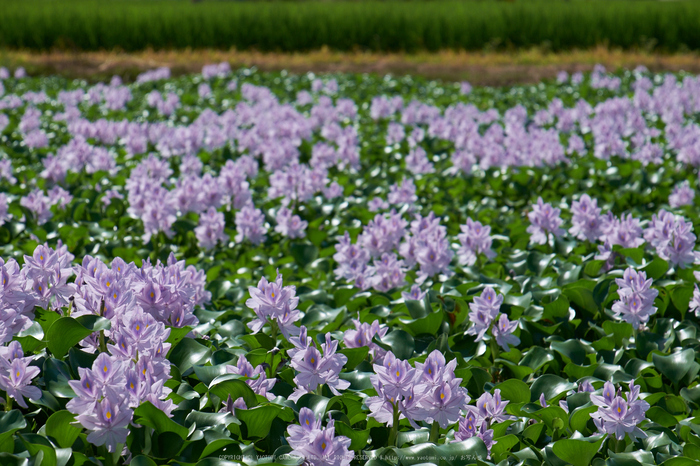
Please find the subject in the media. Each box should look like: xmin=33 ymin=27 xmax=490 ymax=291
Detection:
xmin=2 ymin=0 xmax=700 ymax=53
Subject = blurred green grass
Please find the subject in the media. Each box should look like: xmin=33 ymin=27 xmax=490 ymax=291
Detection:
xmin=1 ymin=0 xmax=699 ymax=53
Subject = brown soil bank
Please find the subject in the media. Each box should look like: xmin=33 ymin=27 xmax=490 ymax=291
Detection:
xmin=3 ymin=48 xmax=700 ymax=86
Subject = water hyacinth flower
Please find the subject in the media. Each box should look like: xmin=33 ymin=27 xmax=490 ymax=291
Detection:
xmin=289 ymin=333 xmax=349 ymax=402
xmin=569 ymin=194 xmax=604 ymax=242
xmin=343 ymin=316 xmax=389 ymax=363
xmin=275 ymin=207 xmax=308 ymax=239
xmin=287 ymin=409 xmax=353 ymax=466
xmin=590 ymin=381 xmax=649 ymax=441
xmin=0 ymin=342 xmax=41 ymax=409
xmin=669 ymin=180 xmax=695 ymax=208
xmin=527 ymin=197 xmax=564 ymax=245
xmin=235 ymin=205 xmax=268 ymax=245
xmin=246 ymin=271 xmax=300 ymax=338
xmin=195 ymin=207 xmax=228 ymax=250
xmin=226 ymin=355 xmax=276 ymax=400
xmin=611 ymin=268 xmax=658 ymax=329
xmin=467 ymin=286 xmax=503 ymax=341
xmin=456 ymin=218 xmax=496 ymax=266
xmin=490 ymin=314 xmax=520 ymax=352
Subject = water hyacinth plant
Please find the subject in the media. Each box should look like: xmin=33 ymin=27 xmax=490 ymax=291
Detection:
xmin=0 ymin=63 xmax=698 ymax=465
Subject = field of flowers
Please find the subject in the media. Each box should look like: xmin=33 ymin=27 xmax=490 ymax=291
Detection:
xmin=0 ymin=63 xmax=699 ymax=466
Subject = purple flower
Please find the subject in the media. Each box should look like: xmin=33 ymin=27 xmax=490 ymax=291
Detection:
xmin=467 ymin=287 xmax=502 ymax=342
xmin=612 ymin=268 xmax=658 ymax=329
xmin=417 ymin=380 xmax=470 ymax=428
xmin=343 ymin=317 xmax=388 ymax=363
xmin=0 ymin=354 xmax=41 ymax=408
xmin=76 ymin=392 xmax=133 ymax=453
xmin=226 ymin=355 xmax=276 ymax=400
xmin=275 ymin=207 xmax=308 ymax=239
xmin=569 ymin=194 xmax=604 ymax=242
xmin=590 ymin=381 xmax=649 ymax=441
xmin=288 ymin=416 xmax=353 ymax=466
xmin=195 ymin=207 xmax=228 ymax=250
xmin=456 ymin=218 xmax=496 ymax=266
xmin=689 ymin=285 xmax=700 ymax=317
xmin=401 ymin=284 xmax=426 ymax=302
xmin=387 ymin=178 xmax=418 ymax=205
xmin=246 ymin=271 xmax=300 ymax=336
xmin=371 ymin=351 xmax=416 ymax=401
xmin=527 ymin=197 xmax=564 ymax=245
xmin=235 ymin=205 xmax=267 ymax=245
xmin=669 ymin=181 xmax=695 ymax=208
xmin=289 ymin=333 xmax=349 ymax=401
xmin=491 ymin=314 xmax=520 ymax=352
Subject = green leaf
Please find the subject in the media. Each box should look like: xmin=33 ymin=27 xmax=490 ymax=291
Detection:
xmin=570 ymin=405 xmax=598 ymax=434
xmin=646 ymin=406 xmax=679 ymax=428
xmin=168 ymin=338 xmax=212 ymax=372
xmin=493 ymin=379 xmax=530 ymax=404
xmin=46 ymin=315 xmax=111 ymax=359
xmin=130 ymin=456 xmax=159 ymax=466
xmin=652 ymin=349 xmax=695 ymax=385
xmin=563 ymin=284 xmax=598 ymax=314
xmin=340 ymin=347 xmax=369 ymax=371
xmin=377 ymin=330 xmax=414 ymax=360
xmin=405 ymin=294 xmax=432 ymax=319
xmin=133 ymin=402 xmax=188 ymax=439
xmin=0 ymin=411 xmax=26 ymax=453
xmin=531 ymin=375 xmax=576 ymax=402
xmin=290 ymin=242 xmax=319 ymax=266
xmin=550 ymin=339 xmax=592 ymax=365
xmin=236 ymin=405 xmax=294 ymax=438
xmin=45 ymin=411 xmax=81 ymax=448
xmin=335 ymin=421 xmax=370 ymax=451
xmin=552 ymin=437 xmax=604 ymax=466
xmin=641 ymin=258 xmax=669 ymax=280
xmin=43 ymin=358 xmax=75 ymax=398
xmin=208 ymin=376 xmax=258 ymax=409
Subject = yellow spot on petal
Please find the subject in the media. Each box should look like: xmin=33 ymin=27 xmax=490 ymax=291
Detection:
xmin=306 ymin=419 xmax=310 ymax=425
xmin=40 ymin=255 xmax=43 ymax=261
xmin=321 ymin=442 xmax=326 ymax=450
xmin=103 ymin=365 xmax=108 ymax=373
xmin=440 ymin=392 xmax=445 ymax=400
xmin=130 ymin=382 xmax=134 ymax=389
xmin=106 ymin=411 xmax=112 ymax=420
xmin=15 ymin=371 xmax=20 ymax=378
xmin=106 ymin=281 xmax=111 ymax=287
xmin=396 ymin=370 xmax=400 ymax=377
xmin=136 ymin=325 xmax=140 ymax=331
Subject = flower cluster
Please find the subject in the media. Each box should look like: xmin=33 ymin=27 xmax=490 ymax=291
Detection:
xmin=527 ymin=197 xmax=564 ymax=245
xmin=454 ymin=389 xmax=515 ymax=458
xmin=288 ymin=328 xmax=349 ymax=402
xmin=0 ymin=342 xmax=41 ymax=409
xmin=590 ymin=381 xmax=649 ymax=441
xmin=286 ymin=408 xmax=353 ymax=466
xmin=644 ymin=210 xmax=697 ymax=268
xmin=223 ymin=354 xmax=276 ymax=407
xmin=467 ymin=287 xmax=520 ymax=352
xmin=611 ymin=268 xmax=658 ymax=329
xmin=246 ymin=272 xmax=300 ymax=338
xmin=368 ymin=350 xmax=470 ymax=430
xmin=456 ymin=217 xmax=496 ymax=266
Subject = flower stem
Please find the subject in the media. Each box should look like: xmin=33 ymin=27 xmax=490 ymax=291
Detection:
xmin=270 ymin=320 xmax=279 ymax=342
xmin=387 ymin=402 xmax=400 ymax=447
xmin=429 ymin=421 xmax=440 ymax=444
xmin=99 ymin=330 xmax=107 ymax=353
xmin=5 ymin=393 xmax=12 ymax=412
